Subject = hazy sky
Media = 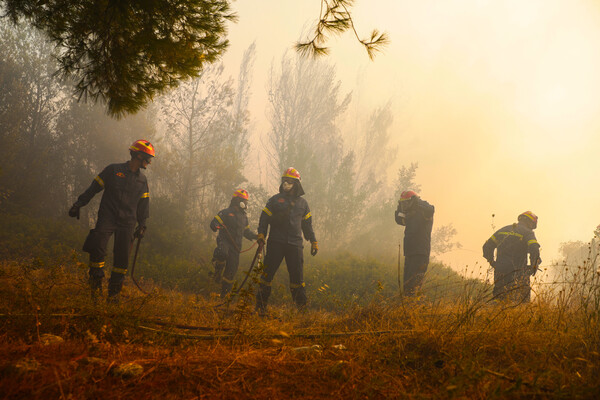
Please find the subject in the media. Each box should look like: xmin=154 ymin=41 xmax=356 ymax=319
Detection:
xmin=220 ymin=0 xmax=600 ymax=273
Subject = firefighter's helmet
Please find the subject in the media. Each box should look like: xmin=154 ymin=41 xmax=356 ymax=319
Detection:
xmin=282 ymin=167 xmax=301 ymax=181
xmin=518 ymin=211 xmax=538 ymax=229
xmin=400 ymin=190 xmax=418 ymax=201
xmin=130 ymin=140 xmax=155 ymax=158
xmin=233 ymin=189 xmax=249 ymax=200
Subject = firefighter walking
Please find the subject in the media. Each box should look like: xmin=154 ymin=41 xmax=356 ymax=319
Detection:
xmin=482 ymin=211 xmax=541 ymax=302
xmin=68 ymin=140 xmax=154 ymax=303
xmin=209 ymin=189 xmax=258 ymax=298
xmin=255 ymin=167 xmax=318 ymax=315
xmin=395 ymin=190 xmax=435 ymax=296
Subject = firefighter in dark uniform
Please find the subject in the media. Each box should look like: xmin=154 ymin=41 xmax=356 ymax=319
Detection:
xmin=210 ymin=189 xmax=258 ymax=298
xmin=483 ymin=211 xmax=541 ymax=302
xmin=395 ymin=190 xmax=435 ymax=296
xmin=255 ymin=167 xmax=318 ymax=315
xmin=68 ymin=140 xmax=154 ymax=302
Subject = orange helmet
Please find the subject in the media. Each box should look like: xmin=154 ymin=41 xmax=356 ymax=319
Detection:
xmin=130 ymin=140 xmax=155 ymax=157
xmin=233 ymin=189 xmax=249 ymax=200
xmin=400 ymin=190 xmax=418 ymax=201
xmin=518 ymin=211 xmax=538 ymax=229
xmin=282 ymin=167 xmax=301 ymax=181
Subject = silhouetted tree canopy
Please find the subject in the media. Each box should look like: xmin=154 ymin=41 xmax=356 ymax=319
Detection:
xmin=1 ymin=0 xmax=235 ymax=118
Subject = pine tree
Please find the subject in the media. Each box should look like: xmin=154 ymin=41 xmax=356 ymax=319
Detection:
xmin=2 ymin=0 xmax=235 ymax=117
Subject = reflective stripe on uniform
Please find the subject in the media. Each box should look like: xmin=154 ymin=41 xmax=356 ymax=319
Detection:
xmin=490 ymin=235 xmax=498 ymax=244
xmin=112 ymin=267 xmax=127 ymax=275
xmin=497 ymin=231 xmax=523 ymax=239
xmin=215 ymin=215 xmax=224 ymax=225
xmin=89 ymin=261 xmax=105 ymax=269
xmin=303 ymin=212 xmax=312 ymax=220
xmin=528 ymin=239 xmax=538 ymax=246
xmin=222 ymin=277 xmax=235 ymax=284
xmin=290 ymin=282 xmax=305 ymax=289
xmin=262 ymin=207 xmax=272 ymax=216
xmin=94 ymin=175 xmax=105 ymax=187
xmin=141 ymin=192 xmax=149 ymax=199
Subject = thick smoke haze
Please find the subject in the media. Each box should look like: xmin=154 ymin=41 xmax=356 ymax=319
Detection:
xmin=220 ymin=0 xmax=600 ymax=273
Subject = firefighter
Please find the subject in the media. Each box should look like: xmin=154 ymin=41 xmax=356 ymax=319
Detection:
xmin=395 ymin=190 xmax=435 ymax=296
xmin=68 ymin=140 xmax=154 ymax=303
xmin=482 ymin=211 xmax=541 ymax=303
xmin=209 ymin=189 xmax=258 ymax=297
xmin=255 ymin=167 xmax=318 ymax=315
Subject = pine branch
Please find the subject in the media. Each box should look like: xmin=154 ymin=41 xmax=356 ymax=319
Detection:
xmin=296 ymin=0 xmax=388 ymax=60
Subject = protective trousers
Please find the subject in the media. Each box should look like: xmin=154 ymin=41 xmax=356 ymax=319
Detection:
xmin=212 ymin=241 xmax=241 ymax=298
xmin=403 ymin=254 xmax=429 ymax=296
xmin=256 ymin=241 xmax=306 ymax=312
xmin=83 ymin=226 xmax=134 ymax=300
xmin=493 ymin=264 xmax=531 ymax=303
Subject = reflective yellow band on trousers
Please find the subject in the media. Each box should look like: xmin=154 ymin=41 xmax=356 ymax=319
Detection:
xmin=112 ymin=267 xmax=128 ymax=275
xmin=89 ymin=261 xmax=105 ymax=269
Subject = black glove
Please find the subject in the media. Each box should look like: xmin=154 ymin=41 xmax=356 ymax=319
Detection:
xmin=134 ymin=225 xmax=146 ymax=239
xmin=68 ymin=204 xmax=80 ymax=219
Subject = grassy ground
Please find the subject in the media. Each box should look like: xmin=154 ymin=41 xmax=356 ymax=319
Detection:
xmin=0 ymin=260 xmax=599 ymax=399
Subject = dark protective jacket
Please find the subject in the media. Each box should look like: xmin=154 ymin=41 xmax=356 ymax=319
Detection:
xmin=258 ymin=186 xmax=316 ymax=248
xmin=395 ymin=198 xmax=435 ymax=256
xmin=76 ymin=162 xmax=149 ymax=228
xmin=483 ymin=222 xmax=541 ymax=273
xmin=210 ymin=205 xmax=257 ymax=250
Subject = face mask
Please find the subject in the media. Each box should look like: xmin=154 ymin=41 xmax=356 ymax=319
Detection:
xmin=282 ymin=181 xmax=294 ymax=192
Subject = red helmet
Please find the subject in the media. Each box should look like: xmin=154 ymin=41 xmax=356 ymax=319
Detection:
xmin=400 ymin=190 xmax=418 ymax=201
xmin=282 ymin=167 xmax=301 ymax=181
xmin=518 ymin=211 xmax=538 ymax=229
xmin=233 ymin=189 xmax=249 ymax=200
xmin=130 ymin=140 xmax=155 ymax=157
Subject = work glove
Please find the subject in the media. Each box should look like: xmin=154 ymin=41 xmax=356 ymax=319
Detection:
xmin=68 ymin=204 xmax=81 ymax=219
xmin=311 ymin=241 xmax=318 ymax=256
xmin=134 ymin=225 xmax=147 ymax=239
xmin=257 ymin=233 xmax=265 ymax=245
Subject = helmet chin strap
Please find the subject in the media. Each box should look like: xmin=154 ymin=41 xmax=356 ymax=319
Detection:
xmin=137 ymin=154 xmax=148 ymax=169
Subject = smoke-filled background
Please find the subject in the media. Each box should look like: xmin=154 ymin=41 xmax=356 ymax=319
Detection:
xmin=2 ymin=0 xmax=600 ymax=281
xmin=221 ymin=0 xmax=600 ymax=272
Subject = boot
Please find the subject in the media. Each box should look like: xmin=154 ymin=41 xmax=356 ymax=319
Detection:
xmin=107 ymin=271 xmax=126 ymax=304
xmin=88 ymin=266 xmax=105 ymax=304
xmin=256 ymin=283 xmax=271 ymax=316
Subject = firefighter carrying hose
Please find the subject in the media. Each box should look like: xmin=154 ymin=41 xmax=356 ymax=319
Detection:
xmin=395 ymin=190 xmax=435 ymax=296
xmin=209 ymin=189 xmax=258 ymax=298
xmin=68 ymin=140 xmax=154 ymax=303
xmin=255 ymin=167 xmax=318 ymax=316
xmin=482 ymin=211 xmax=541 ymax=303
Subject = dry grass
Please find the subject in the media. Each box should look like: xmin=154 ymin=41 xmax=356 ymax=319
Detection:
xmin=0 ymin=260 xmax=599 ymax=399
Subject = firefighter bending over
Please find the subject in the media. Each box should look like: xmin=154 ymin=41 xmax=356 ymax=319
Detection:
xmin=482 ymin=211 xmax=541 ymax=303
xmin=68 ymin=140 xmax=154 ymax=303
xmin=209 ymin=189 xmax=258 ymax=298
xmin=395 ymin=190 xmax=435 ymax=296
xmin=255 ymin=167 xmax=318 ymax=316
